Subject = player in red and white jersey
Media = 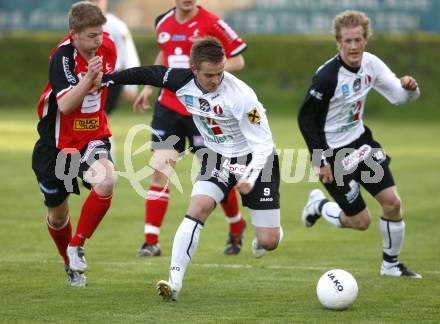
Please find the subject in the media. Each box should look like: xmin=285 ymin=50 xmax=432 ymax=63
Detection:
xmin=133 ymin=0 xmax=248 ymax=257
xmin=32 ymin=1 xmax=117 ymax=287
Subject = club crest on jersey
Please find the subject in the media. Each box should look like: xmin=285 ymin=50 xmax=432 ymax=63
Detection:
xmin=213 ymin=104 xmax=224 ymax=116
xmin=184 ymin=95 xmax=194 ymax=107
xmin=247 ymin=108 xmax=261 ymax=124
xmin=342 ymin=84 xmax=350 ymax=97
xmin=158 ymin=32 xmax=171 ymax=44
xmin=353 ymin=78 xmax=362 ymax=92
xmin=365 ymin=74 xmax=372 ymax=86
xmin=198 ymin=98 xmax=211 ymax=112
xmin=74 ymin=118 xmax=99 ymax=131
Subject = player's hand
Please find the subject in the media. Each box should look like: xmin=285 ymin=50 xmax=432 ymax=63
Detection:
xmin=133 ymin=85 xmax=153 ymax=113
xmin=87 ymin=71 xmax=103 ymax=93
xmin=86 ymin=56 xmax=103 ymax=81
xmin=236 ymin=179 xmax=253 ymax=195
xmin=319 ymin=164 xmax=334 ymax=184
xmin=400 ymin=75 xmax=418 ymax=91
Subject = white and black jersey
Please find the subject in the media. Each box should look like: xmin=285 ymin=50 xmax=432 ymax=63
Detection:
xmin=298 ymin=52 xmax=420 ymax=155
xmin=103 ymin=66 xmax=274 ymax=185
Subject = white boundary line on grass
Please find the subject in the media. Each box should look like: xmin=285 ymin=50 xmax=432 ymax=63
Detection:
xmin=2 ymin=259 xmax=439 ymax=274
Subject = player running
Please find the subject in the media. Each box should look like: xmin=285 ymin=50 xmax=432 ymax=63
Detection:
xmin=102 ymin=37 xmax=282 ymax=300
xmin=298 ymin=10 xmax=421 ymax=278
xmin=32 ymin=1 xmax=117 ymax=287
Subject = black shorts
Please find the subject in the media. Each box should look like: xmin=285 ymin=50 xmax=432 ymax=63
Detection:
xmin=197 ymin=149 xmax=280 ymax=210
xmin=32 ymin=139 xmax=112 ymax=208
xmin=104 ymin=83 xmax=122 ymax=115
xmin=151 ymin=101 xmax=204 ymax=153
xmin=323 ymin=127 xmax=395 ymax=216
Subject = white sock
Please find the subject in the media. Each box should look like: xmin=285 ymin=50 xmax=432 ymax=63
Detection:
xmin=380 ymin=217 xmax=405 ymax=266
xmin=169 ymin=216 xmax=204 ymax=290
xmin=320 ymin=201 xmax=343 ymax=227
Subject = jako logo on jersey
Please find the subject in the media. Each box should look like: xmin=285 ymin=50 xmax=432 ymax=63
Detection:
xmin=353 ymin=78 xmax=362 ymax=92
xmin=62 ymin=56 xmax=77 ymax=84
xmin=184 ymin=95 xmax=194 ymax=107
xmin=213 ymin=104 xmax=224 ymax=115
xmin=342 ymin=84 xmax=350 ymax=97
xmin=199 ymin=98 xmax=211 ymax=112
xmin=163 ymin=68 xmax=172 ymax=84
xmin=74 ymin=118 xmax=99 ymax=131
xmin=310 ymin=89 xmax=323 ymax=100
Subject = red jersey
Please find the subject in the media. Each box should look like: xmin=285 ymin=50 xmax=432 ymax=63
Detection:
xmin=155 ymin=6 xmax=247 ymax=116
xmin=36 ymin=33 xmax=117 ymax=150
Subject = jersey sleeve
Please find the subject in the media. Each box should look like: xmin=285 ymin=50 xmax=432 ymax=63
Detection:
xmin=372 ymin=55 xmax=420 ymax=105
xmin=102 ymin=66 xmax=194 ymax=93
xmin=48 ymin=46 xmax=80 ymax=100
xmin=233 ymin=93 xmax=274 ymax=186
xmin=298 ymin=68 xmax=336 ymax=160
xmin=208 ymin=16 xmax=247 ymax=58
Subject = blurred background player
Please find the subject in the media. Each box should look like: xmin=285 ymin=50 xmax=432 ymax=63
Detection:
xmin=31 ymin=1 xmax=117 ymax=287
xmin=89 ymin=0 xmax=141 ymax=165
xmin=298 ymin=10 xmax=421 ymax=278
xmin=133 ymin=0 xmax=248 ymax=257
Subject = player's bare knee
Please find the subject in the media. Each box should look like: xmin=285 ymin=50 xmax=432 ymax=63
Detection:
xmin=382 ymin=196 xmax=402 ymax=217
xmin=259 ymin=236 xmax=279 ymax=251
xmin=151 ymin=168 xmax=169 ymax=187
xmin=93 ymin=174 xmax=115 ymax=195
xmin=47 ymin=207 xmax=68 ymax=228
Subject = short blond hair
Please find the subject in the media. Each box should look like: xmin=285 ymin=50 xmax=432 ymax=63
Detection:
xmin=68 ymin=1 xmax=106 ymax=32
xmin=332 ymin=10 xmax=372 ymax=40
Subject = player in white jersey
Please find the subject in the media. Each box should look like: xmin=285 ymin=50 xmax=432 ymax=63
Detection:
xmin=102 ymin=37 xmax=282 ymax=300
xmin=298 ymin=10 xmax=421 ymax=278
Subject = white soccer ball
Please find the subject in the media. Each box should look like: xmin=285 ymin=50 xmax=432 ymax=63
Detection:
xmin=316 ymin=269 xmax=358 ymax=310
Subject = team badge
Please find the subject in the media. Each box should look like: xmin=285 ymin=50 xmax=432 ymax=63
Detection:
xmin=198 ymin=98 xmax=211 ymax=112
xmin=247 ymin=108 xmax=261 ymax=124
xmin=213 ymin=104 xmax=224 ymax=116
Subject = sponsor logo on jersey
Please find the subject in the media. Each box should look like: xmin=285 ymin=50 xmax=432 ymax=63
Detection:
xmin=74 ymin=118 xmax=99 ymax=131
xmin=342 ymin=84 xmax=350 ymax=97
xmin=199 ymin=98 xmax=211 ymax=112
xmin=247 ymin=108 xmax=261 ymax=124
xmin=105 ymin=62 xmax=113 ymax=73
xmin=213 ymin=104 xmax=224 ymax=116
xmin=171 ymin=34 xmax=187 ymax=41
xmin=353 ymin=78 xmax=362 ymax=92
xmin=211 ymin=93 xmax=220 ymax=100
xmin=184 ymin=95 xmax=194 ymax=107
xmin=158 ymin=32 xmax=171 ymax=44
xmin=341 ymin=144 xmax=372 ymax=171
xmin=310 ymin=89 xmax=323 ymax=100
xmin=62 ymin=56 xmax=77 ymax=84
xmin=222 ymin=160 xmax=246 ymax=175
xmin=260 ymin=197 xmax=274 ymax=202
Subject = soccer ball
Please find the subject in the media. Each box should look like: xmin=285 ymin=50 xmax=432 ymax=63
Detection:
xmin=316 ymin=269 xmax=358 ymax=310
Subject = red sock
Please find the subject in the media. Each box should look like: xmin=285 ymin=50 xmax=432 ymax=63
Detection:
xmin=145 ymin=186 xmax=169 ymax=245
xmin=70 ymin=190 xmax=112 ymax=247
xmin=47 ymin=217 xmax=72 ymax=266
xmin=221 ymin=188 xmax=245 ymax=236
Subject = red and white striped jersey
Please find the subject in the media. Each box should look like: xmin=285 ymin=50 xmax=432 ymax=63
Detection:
xmin=154 ymin=5 xmax=247 ymax=116
xmin=36 ymin=33 xmax=116 ymax=150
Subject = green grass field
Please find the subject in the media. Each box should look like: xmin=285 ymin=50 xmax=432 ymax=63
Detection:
xmin=0 ymin=108 xmax=439 ymax=323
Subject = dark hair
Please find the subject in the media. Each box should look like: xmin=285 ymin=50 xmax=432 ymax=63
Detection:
xmin=190 ymin=37 xmax=225 ymax=69
xmin=68 ymin=1 xmax=106 ymax=32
